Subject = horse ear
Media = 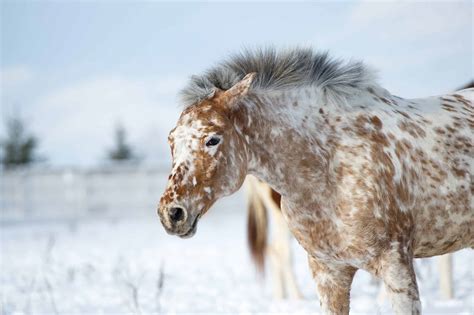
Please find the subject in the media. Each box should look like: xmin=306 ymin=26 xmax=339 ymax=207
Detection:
xmin=216 ymin=73 xmax=256 ymax=109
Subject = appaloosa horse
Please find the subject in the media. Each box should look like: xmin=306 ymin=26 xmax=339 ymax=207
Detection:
xmin=158 ymin=48 xmax=473 ymax=315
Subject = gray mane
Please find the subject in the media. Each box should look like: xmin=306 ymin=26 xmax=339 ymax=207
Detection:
xmin=180 ymin=47 xmax=377 ymax=107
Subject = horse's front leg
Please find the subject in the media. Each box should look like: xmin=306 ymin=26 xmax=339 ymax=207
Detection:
xmin=376 ymin=246 xmax=421 ymax=315
xmin=308 ymin=255 xmax=357 ymax=315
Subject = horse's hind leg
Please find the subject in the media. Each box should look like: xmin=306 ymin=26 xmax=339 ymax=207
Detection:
xmin=377 ymin=248 xmax=421 ymax=315
xmin=271 ymin=202 xmax=302 ymax=299
xmin=308 ymin=255 xmax=356 ymax=315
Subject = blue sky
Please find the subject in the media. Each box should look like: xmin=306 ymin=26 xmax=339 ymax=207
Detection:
xmin=1 ymin=1 xmax=472 ymax=166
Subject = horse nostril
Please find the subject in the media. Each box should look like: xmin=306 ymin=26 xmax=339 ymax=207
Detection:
xmin=169 ymin=207 xmax=185 ymax=223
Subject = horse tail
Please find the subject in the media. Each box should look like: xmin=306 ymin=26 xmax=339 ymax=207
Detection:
xmin=246 ymin=176 xmax=269 ymax=274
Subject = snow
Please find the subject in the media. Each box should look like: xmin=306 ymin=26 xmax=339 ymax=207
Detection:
xmin=1 ymin=191 xmax=473 ymax=314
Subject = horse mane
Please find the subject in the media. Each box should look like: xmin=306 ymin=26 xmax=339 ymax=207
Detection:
xmin=180 ymin=47 xmax=377 ymax=107
xmin=457 ymin=80 xmax=474 ymax=90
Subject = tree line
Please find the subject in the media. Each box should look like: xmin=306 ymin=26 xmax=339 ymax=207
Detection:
xmin=1 ymin=115 xmax=139 ymax=169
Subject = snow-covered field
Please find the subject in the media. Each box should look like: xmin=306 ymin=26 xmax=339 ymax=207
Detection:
xmin=1 ymin=191 xmax=473 ymax=314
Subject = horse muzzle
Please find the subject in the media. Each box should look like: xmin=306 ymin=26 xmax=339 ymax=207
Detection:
xmin=158 ymin=204 xmax=200 ymax=238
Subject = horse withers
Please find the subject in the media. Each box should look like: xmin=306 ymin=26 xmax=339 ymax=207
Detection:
xmin=158 ymin=48 xmax=473 ymax=315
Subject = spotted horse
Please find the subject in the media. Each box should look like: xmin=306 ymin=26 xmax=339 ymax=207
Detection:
xmin=158 ymin=47 xmax=473 ymax=315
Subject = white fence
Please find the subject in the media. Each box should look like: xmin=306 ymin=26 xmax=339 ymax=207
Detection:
xmin=0 ymin=165 xmax=171 ymax=221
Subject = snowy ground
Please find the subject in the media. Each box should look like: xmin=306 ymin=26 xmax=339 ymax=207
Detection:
xmin=1 ymin=191 xmax=473 ymax=314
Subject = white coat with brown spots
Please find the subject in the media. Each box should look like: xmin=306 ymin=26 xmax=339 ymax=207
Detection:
xmin=158 ymin=49 xmax=473 ymax=315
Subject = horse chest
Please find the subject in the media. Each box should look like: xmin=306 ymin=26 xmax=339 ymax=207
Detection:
xmin=281 ymin=199 xmax=376 ymax=266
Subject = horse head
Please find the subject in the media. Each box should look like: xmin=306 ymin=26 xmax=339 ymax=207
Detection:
xmin=158 ymin=73 xmax=256 ymax=238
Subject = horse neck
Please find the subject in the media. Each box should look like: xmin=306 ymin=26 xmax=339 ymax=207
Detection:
xmin=233 ymin=87 xmax=344 ymax=203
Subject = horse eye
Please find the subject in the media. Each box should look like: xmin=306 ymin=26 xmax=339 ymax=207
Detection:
xmin=206 ymin=137 xmax=220 ymax=147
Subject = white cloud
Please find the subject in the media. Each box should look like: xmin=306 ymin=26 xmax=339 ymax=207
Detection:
xmin=32 ymin=75 xmax=185 ymax=166
xmin=321 ymin=1 xmax=472 ymax=97
xmin=0 ymin=66 xmax=37 ymax=140
xmin=0 ymin=66 xmax=34 ymax=91
xmin=1 ymin=66 xmax=35 ymax=114
xmin=349 ymin=1 xmax=472 ymax=39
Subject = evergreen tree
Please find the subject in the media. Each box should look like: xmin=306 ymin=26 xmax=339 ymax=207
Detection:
xmin=108 ymin=124 xmax=136 ymax=161
xmin=1 ymin=115 xmax=39 ymax=168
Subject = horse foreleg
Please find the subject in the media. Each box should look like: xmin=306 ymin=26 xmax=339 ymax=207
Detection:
xmin=378 ymin=249 xmax=421 ymax=315
xmin=308 ymin=255 xmax=356 ymax=315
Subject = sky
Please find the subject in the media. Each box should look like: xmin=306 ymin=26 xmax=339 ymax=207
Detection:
xmin=1 ymin=1 xmax=472 ymax=166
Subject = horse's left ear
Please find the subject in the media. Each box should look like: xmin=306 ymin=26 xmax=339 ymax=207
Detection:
xmin=216 ymin=72 xmax=257 ymax=109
